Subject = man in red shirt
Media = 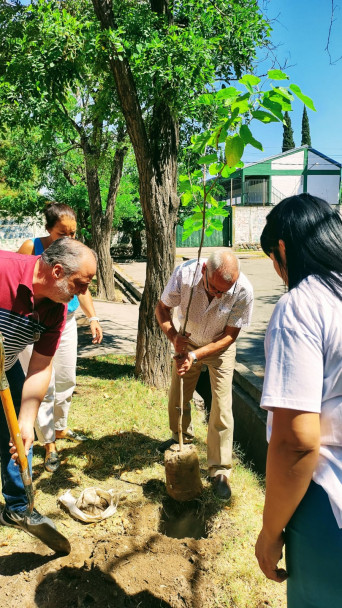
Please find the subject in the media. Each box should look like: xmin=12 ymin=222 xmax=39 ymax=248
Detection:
xmin=0 ymin=237 xmax=96 ymax=534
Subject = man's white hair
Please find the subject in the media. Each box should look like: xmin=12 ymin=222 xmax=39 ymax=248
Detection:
xmin=206 ymin=250 xmax=240 ymax=282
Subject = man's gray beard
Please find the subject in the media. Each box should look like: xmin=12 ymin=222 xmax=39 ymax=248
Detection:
xmin=55 ymin=277 xmax=73 ymax=302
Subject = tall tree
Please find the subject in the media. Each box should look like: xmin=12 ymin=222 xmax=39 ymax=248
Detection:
xmin=0 ymin=0 xmax=128 ymax=299
xmin=91 ymin=0 xmax=271 ymax=387
xmin=282 ymin=111 xmax=295 ymax=152
xmin=301 ymin=106 xmax=312 ymax=146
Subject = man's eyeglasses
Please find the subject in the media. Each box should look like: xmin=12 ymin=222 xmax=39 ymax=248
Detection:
xmin=28 ymin=310 xmax=41 ymax=343
xmin=205 ymin=268 xmax=227 ymax=295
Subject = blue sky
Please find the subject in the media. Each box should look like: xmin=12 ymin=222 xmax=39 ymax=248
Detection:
xmin=244 ymin=0 xmax=342 ymax=164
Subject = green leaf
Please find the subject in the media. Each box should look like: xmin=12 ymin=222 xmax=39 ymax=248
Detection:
xmin=240 ymin=124 xmax=263 ymax=151
xmin=267 ymin=69 xmax=289 ymax=80
xmin=178 ymin=179 xmax=191 ymax=193
xmin=191 ymin=169 xmax=204 ymax=179
xmin=251 ymin=110 xmax=279 ymax=123
xmin=289 ymin=84 xmax=316 ymax=111
xmin=210 ymin=218 xmax=224 ymax=230
xmin=216 ymin=86 xmax=238 ymax=101
xmin=221 ymin=164 xmax=235 ymax=178
xmin=239 ymin=74 xmax=260 ymax=93
xmin=198 ymin=93 xmax=214 ymax=105
xmin=190 ymin=131 xmax=211 ymax=154
xmin=260 ymin=97 xmax=284 ymax=121
xmin=206 ymin=194 xmax=218 ymax=207
xmin=273 ymin=86 xmax=294 ymax=102
xmin=225 ymin=135 xmax=245 ymax=168
xmin=197 ymin=153 xmax=218 ymax=165
xmin=181 ymin=191 xmax=193 ymax=206
xmin=231 ymin=97 xmax=250 ymax=114
xmin=266 ymin=92 xmax=292 ymax=112
xmin=205 ymin=225 xmax=214 ymax=237
xmin=208 ymin=162 xmax=224 ymax=175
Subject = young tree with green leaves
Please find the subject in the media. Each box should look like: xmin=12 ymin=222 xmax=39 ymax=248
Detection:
xmin=282 ymin=110 xmax=296 ymax=152
xmin=301 ymin=105 xmax=312 ymax=147
xmin=179 ymin=71 xmax=315 ymax=259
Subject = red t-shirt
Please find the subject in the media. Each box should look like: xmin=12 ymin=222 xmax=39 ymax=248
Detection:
xmin=0 ymin=250 xmax=67 ymax=370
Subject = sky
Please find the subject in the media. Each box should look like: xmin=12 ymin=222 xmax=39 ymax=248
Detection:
xmin=243 ymin=0 xmax=342 ymax=165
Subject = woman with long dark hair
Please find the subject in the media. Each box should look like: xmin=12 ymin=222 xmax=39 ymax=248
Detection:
xmin=255 ymin=194 xmax=342 ymax=607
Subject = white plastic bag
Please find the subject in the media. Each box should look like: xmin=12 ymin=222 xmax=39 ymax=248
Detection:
xmin=58 ymin=487 xmax=120 ymax=523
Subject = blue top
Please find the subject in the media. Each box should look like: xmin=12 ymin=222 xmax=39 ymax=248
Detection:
xmin=32 ymin=238 xmax=79 ymax=314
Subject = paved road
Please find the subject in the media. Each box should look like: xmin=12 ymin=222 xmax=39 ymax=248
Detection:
xmin=77 ymin=250 xmax=285 ymax=378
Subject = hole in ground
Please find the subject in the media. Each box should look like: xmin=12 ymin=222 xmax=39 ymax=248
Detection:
xmin=159 ymin=498 xmax=209 ymax=540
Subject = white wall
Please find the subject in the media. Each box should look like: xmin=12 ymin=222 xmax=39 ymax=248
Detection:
xmin=234 ymin=206 xmax=269 ymax=244
xmin=271 ymin=150 xmax=304 ymax=170
xmin=0 ymin=218 xmax=44 ymax=252
xmin=233 ymin=203 xmax=342 ymax=246
xmin=271 ymin=175 xmax=303 ymax=200
xmin=307 ymin=174 xmax=340 ymax=204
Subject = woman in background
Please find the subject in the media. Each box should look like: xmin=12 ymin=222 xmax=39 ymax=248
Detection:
xmin=18 ymin=202 xmax=103 ymax=472
xmin=255 ymin=193 xmax=342 ymax=607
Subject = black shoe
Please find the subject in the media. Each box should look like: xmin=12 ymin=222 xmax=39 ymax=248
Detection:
xmin=156 ymin=438 xmax=178 ymax=454
xmin=0 ymin=506 xmax=56 ymax=532
xmin=44 ymin=451 xmax=60 ymax=473
xmin=211 ymin=474 xmax=232 ymax=500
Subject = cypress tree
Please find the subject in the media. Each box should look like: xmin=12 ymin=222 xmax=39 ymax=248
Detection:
xmin=282 ymin=111 xmax=295 ymax=152
xmin=301 ymin=106 xmax=312 ymax=147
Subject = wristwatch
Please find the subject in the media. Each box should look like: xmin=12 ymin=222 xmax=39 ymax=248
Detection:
xmin=189 ymin=351 xmax=198 ymax=364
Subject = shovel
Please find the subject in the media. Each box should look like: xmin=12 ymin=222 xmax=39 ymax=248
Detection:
xmin=0 ymin=334 xmax=71 ymax=554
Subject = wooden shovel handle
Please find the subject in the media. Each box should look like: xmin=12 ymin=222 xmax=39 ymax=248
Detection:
xmin=0 ymin=387 xmax=29 ymax=473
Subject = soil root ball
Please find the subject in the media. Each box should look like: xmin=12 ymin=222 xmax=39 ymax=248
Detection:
xmin=164 ymin=444 xmax=203 ymax=502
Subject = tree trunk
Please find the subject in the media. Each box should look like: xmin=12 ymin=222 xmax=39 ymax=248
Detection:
xmin=92 ymin=0 xmax=180 ymax=387
xmin=131 ymin=230 xmax=142 ymax=258
xmin=82 ymin=128 xmax=127 ymax=301
xmin=83 ymin=150 xmax=115 ymax=300
xmin=135 ymin=101 xmax=179 ymax=388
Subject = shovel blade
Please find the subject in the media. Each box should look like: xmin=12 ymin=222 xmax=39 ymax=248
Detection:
xmin=25 ymin=518 xmax=71 ymax=554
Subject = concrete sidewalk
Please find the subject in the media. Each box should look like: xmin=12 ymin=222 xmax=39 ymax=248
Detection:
xmin=77 ymin=249 xmax=285 ymax=378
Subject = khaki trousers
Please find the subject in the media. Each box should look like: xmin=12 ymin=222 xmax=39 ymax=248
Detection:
xmin=168 ymin=343 xmax=236 ymax=478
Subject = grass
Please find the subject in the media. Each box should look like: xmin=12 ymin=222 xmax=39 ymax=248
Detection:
xmin=0 ymin=355 xmax=286 ymax=607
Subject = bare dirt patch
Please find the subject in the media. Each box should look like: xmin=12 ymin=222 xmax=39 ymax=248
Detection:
xmin=0 ymin=494 xmax=222 ymax=608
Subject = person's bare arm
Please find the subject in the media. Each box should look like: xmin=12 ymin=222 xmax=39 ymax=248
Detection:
xmin=255 ymin=409 xmax=320 ymax=583
xmin=17 ymin=240 xmax=35 ymax=255
xmin=78 ymin=290 xmax=103 ymax=344
xmin=11 ymin=351 xmax=53 ymax=456
xmin=155 ymin=300 xmax=190 ymax=353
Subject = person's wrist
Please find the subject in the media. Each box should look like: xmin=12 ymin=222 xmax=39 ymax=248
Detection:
xmin=88 ymin=316 xmax=99 ymax=323
xmin=189 ymin=351 xmax=198 ymax=364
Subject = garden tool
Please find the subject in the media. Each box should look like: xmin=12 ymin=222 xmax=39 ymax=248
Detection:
xmin=0 ymin=333 xmax=71 ymax=553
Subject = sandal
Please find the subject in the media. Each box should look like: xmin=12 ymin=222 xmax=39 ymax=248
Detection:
xmin=44 ymin=451 xmax=60 ymax=473
xmin=60 ymin=429 xmax=88 ymax=442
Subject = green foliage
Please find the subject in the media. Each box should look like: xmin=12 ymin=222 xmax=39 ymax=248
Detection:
xmin=282 ymin=111 xmax=295 ymax=153
xmin=301 ymin=106 xmax=312 ymax=147
xmin=180 ymin=70 xmax=315 ymax=243
xmin=113 ymin=151 xmax=143 ymax=233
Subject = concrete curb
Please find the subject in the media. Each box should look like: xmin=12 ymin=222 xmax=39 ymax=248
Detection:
xmin=232 ymin=362 xmax=267 ymax=474
xmin=114 ymin=265 xmax=143 ymax=302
